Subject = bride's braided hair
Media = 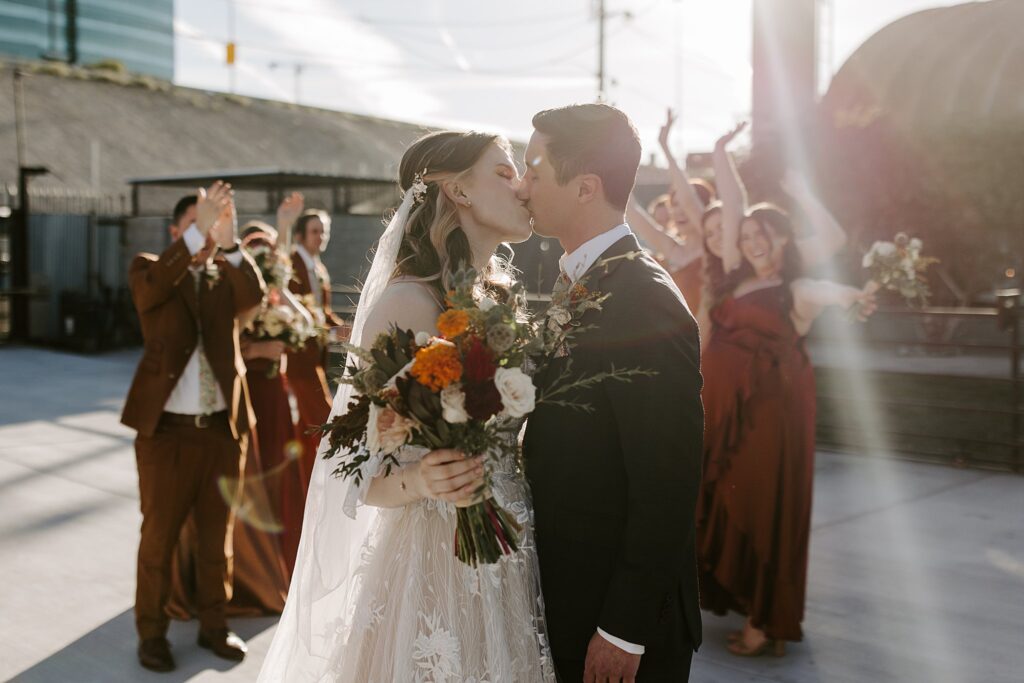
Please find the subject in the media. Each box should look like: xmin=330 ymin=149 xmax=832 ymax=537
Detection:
xmin=394 ymin=130 xmax=516 ymax=303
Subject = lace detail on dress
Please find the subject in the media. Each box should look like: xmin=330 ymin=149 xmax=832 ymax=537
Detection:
xmin=318 ymin=429 xmax=555 ymax=682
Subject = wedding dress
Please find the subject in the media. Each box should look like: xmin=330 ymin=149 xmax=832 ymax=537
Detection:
xmin=258 ymin=192 xmax=555 ymax=682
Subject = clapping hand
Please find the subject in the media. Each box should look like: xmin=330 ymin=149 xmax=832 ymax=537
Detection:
xmin=196 ymin=181 xmax=232 ymax=237
xmin=211 ymin=191 xmax=238 ymax=250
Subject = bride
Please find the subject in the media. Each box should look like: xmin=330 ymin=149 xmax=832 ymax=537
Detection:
xmin=258 ymin=131 xmax=556 ymax=682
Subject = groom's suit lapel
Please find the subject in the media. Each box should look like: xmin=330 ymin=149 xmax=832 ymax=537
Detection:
xmin=577 ymin=233 xmax=642 ymax=291
xmin=575 ymin=234 xmax=643 ymax=320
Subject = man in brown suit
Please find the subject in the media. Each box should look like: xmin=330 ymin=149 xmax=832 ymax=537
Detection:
xmin=122 ymin=182 xmax=265 ymax=672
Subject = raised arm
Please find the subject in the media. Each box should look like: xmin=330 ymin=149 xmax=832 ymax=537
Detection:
xmin=212 ymin=193 xmax=265 ymax=315
xmin=712 ymin=122 xmax=749 ymax=274
xmin=658 ymin=109 xmax=706 ymax=231
xmin=790 ymin=278 xmax=878 ymax=336
xmin=783 ymin=170 xmax=848 ymax=268
xmin=128 ymin=182 xmax=231 ymax=313
xmin=276 ymin=192 xmax=304 ymax=252
xmin=627 ymin=196 xmax=696 ymax=266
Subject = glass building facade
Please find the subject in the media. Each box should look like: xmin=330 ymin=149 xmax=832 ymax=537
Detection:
xmin=0 ymin=0 xmax=174 ymax=80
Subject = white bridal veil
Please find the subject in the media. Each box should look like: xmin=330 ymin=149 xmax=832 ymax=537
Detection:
xmin=257 ymin=191 xmax=414 ymax=682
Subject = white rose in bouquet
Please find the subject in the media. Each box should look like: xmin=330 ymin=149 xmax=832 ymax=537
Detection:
xmin=261 ymin=310 xmax=286 ymax=337
xmin=494 ymin=367 xmax=536 ymax=418
xmin=440 ymin=383 xmax=470 ymax=424
xmin=874 ymin=241 xmax=897 ymax=258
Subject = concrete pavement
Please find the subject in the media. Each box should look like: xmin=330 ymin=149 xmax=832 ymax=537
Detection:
xmin=1 ymin=346 xmax=1021 ymax=682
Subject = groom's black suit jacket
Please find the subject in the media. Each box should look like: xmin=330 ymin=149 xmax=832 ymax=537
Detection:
xmin=524 ymin=234 xmax=703 ymax=665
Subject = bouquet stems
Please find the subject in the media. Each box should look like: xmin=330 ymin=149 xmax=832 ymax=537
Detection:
xmin=454 ymin=498 xmax=522 ymax=566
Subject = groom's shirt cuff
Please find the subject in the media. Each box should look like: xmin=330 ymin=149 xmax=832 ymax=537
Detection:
xmin=597 ymin=628 xmax=645 ymax=655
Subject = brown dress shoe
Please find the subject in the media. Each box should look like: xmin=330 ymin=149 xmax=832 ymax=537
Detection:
xmin=197 ymin=628 xmax=248 ymax=662
xmin=138 ymin=637 xmax=175 ymax=672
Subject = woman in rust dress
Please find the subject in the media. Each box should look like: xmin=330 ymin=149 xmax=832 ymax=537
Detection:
xmin=698 ymin=205 xmax=876 ymax=656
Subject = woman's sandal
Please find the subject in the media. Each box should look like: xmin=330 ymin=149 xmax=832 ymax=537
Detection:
xmin=727 ymin=638 xmax=786 ymax=657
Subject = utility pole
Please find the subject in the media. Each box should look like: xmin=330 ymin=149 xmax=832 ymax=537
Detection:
xmin=270 ymin=62 xmax=306 ymax=104
xmin=674 ymin=0 xmax=684 ymax=140
xmin=593 ymin=0 xmax=632 ymax=103
xmin=65 ymin=0 xmax=78 ymax=65
xmin=227 ymin=0 xmax=237 ymax=93
xmin=596 ymin=0 xmax=606 ymax=102
xmin=10 ymin=71 xmax=49 ymax=341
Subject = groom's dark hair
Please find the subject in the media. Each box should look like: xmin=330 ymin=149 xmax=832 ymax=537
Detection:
xmin=532 ymin=103 xmax=641 ymax=210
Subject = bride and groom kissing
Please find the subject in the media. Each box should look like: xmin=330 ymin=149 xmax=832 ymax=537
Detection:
xmin=260 ymin=103 xmax=703 ymax=682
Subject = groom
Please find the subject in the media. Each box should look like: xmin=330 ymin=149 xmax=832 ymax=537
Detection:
xmin=520 ymin=104 xmax=703 ymax=681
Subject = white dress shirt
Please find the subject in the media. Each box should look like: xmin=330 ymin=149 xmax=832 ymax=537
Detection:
xmin=162 ymin=224 xmax=243 ymax=415
xmin=295 ymin=244 xmax=321 ymax=296
xmin=559 ymin=223 xmax=633 ymax=284
xmin=559 ymin=222 xmax=646 ymax=657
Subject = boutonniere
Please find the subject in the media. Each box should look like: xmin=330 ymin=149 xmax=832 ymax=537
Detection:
xmin=203 ymin=262 xmax=222 ymax=290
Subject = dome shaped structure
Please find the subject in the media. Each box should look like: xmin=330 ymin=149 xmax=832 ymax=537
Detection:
xmin=822 ymin=0 xmax=1024 ymax=133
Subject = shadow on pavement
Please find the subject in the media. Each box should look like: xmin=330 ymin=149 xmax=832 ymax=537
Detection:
xmin=9 ymin=609 xmax=276 ymax=683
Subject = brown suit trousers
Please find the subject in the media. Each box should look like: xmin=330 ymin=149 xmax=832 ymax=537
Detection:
xmin=135 ymin=414 xmax=246 ymax=639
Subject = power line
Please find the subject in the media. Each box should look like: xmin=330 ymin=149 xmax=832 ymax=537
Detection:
xmin=227 ymin=0 xmax=587 ymax=28
xmin=175 ymin=31 xmax=593 ymax=78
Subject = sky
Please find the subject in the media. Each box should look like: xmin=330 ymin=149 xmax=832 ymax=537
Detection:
xmin=174 ymin=0 xmax=964 ymax=160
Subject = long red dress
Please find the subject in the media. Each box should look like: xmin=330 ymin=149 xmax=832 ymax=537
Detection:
xmin=697 ymin=285 xmax=816 ymax=642
xmin=167 ymin=356 xmax=292 ymax=619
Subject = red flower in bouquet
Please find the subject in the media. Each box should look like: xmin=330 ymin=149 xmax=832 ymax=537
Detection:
xmin=463 ymin=336 xmax=496 ymax=383
xmin=462 ymin=337 xmax=502 ymax=420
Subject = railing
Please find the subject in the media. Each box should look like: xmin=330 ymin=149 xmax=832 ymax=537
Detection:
xmin=810 ymin=291 xmax=1021 ymax=473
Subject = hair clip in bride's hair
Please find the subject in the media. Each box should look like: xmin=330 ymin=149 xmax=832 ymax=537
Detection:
xmin=409 ymin=169 xmax=429 ymax=206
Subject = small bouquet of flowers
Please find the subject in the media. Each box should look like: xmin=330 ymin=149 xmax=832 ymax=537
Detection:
xmin=248 ymin=292 xmax=319 ymax=376
xmin=246 ymin=242 xmax=293 ymax=292
xmin=862 ymin=232 xmax=939 ymax=307
xmin=297 ymin=292 xmax=332 ymax=348
xmin=319 ymin=266 xmax=647 ymax=566
xmin=244 ymin=242 xmax=318 ymax=374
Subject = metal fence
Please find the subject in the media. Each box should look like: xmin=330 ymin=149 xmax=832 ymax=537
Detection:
xmin=24 ymin=212 xmax=136 ymax=349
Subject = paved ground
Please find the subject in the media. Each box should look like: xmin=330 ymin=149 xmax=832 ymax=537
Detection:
xmin=1 ymin=346 xmax=1022 ymax=683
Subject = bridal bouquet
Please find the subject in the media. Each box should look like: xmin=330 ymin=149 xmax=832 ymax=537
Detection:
xmin=319 ymin=266 xmax=646 ymax=566
xmin=862 ymin=232 xmax=938 ymax=306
